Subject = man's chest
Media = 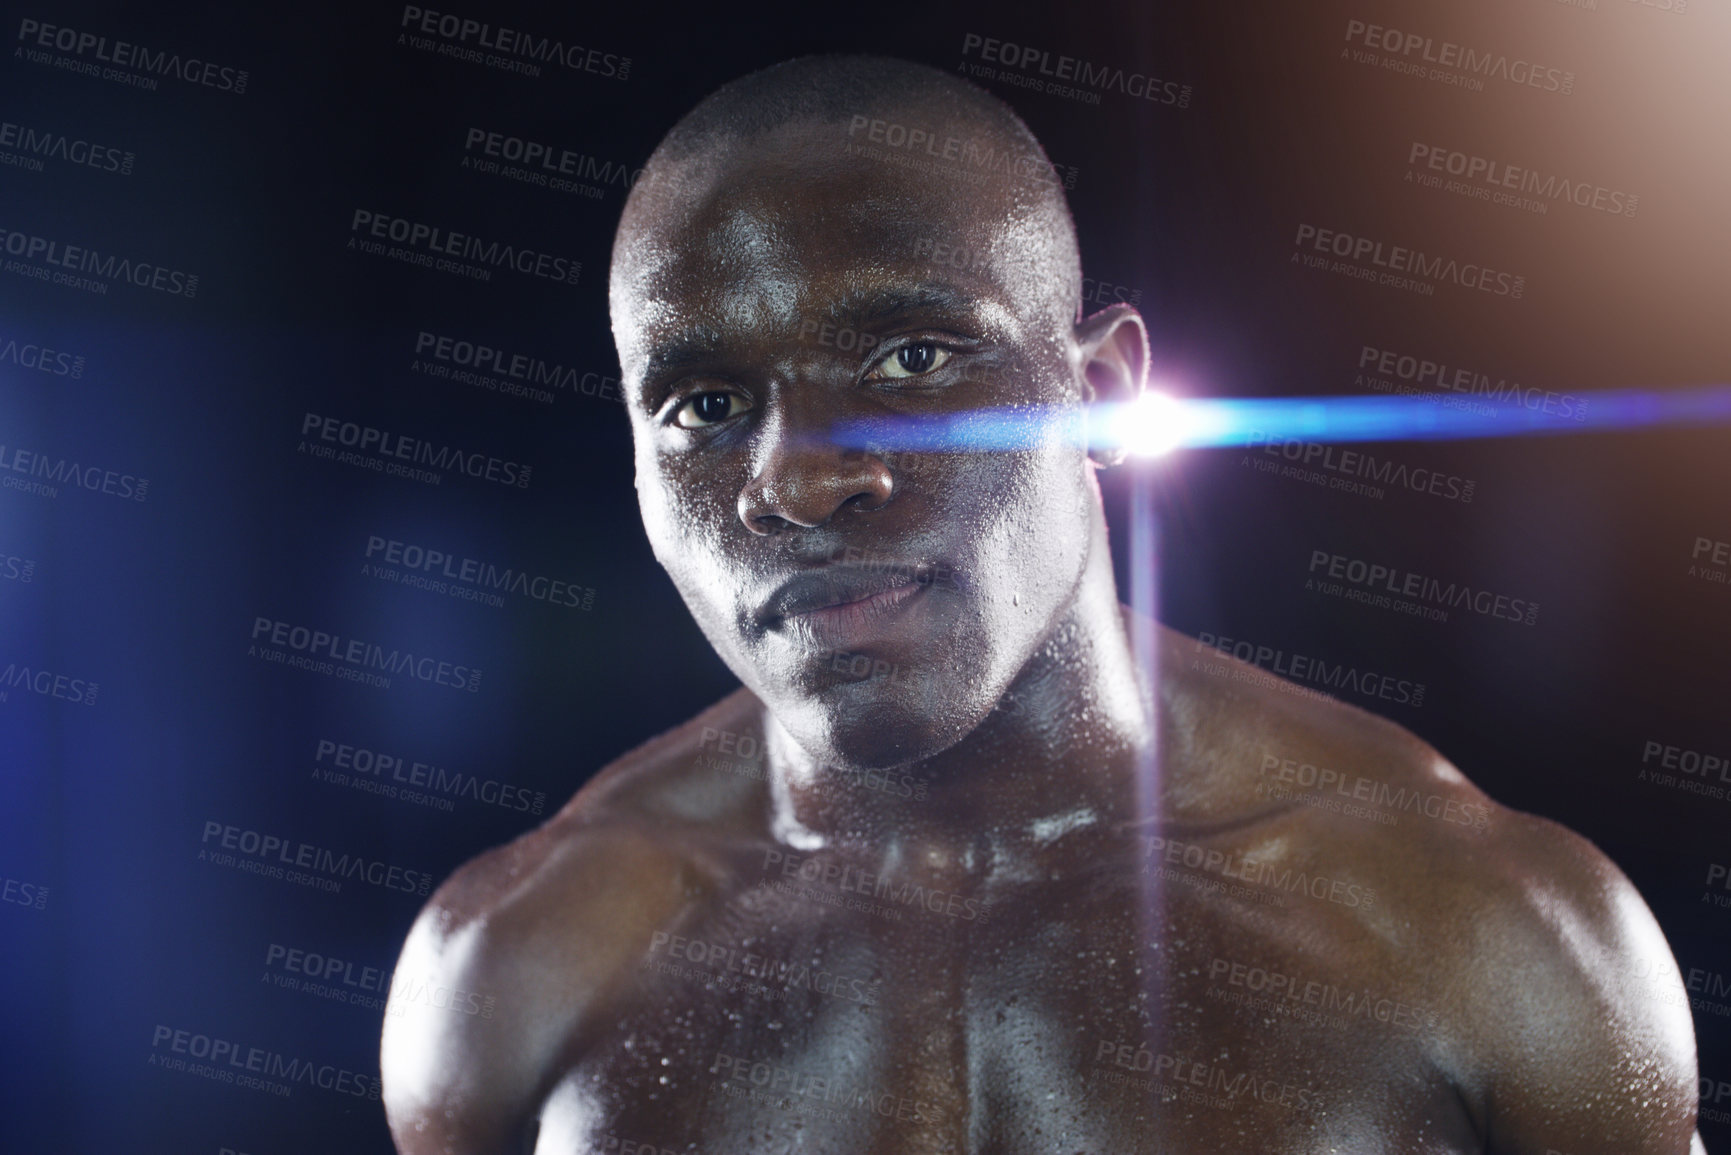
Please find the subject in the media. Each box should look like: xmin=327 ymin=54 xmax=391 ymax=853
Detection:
xmin=534 ymin=868 xmax=1478 ymax=1153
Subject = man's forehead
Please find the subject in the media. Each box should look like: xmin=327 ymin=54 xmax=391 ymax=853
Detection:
xmin=614 ymin=155 xmax=1027 ymax=364
xmin=627 ymin=139 xmax=1012 ymax=278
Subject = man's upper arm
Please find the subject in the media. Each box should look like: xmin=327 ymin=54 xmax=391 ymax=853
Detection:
xmin=380 ymin=824 xmax=702 ymax=1154
xmin=1456 ymin=813 xmax=1700 ymax=1155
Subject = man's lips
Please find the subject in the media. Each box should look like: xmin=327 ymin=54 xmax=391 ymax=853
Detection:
xmin=758 ymin=563 xmax=944 ymax=649
xmin=761 ymin=563 xmax=939 ymax=621
xmin=800 ymin=582 xmax=924 ymax=643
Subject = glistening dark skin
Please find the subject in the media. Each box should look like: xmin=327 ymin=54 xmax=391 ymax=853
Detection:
xmin=381 ymin=59 xmax=1703 ymax=1154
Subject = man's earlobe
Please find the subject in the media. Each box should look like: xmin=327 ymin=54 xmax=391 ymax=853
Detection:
xmin=1075 ymin=303 xmax=1150 ymax=467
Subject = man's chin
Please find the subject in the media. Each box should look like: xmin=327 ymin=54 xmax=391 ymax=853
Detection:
xmin=770 ymin=676 xmax=981 ymax=773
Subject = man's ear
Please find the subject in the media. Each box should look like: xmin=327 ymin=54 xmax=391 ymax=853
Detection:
xmin=1075 ymin=303 xmax=1150 ymax=467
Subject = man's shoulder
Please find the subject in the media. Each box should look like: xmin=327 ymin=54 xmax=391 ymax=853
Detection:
xmin=1161 ymin=627 xmax=1698 ymax=1146
xmin=556 ymin=685 xmax=773 ymax=828
xmin=418 ymin=686 xmax=768 ymax=935
xmin=1165 ymin=622 xmax=1668 ymax=918
xmin=380 ymin=688 xmax=768 ymax=1150
xmin=1395 ymin=798 xmax=1701 ymax=1148
xmin=1158 ymin=622 xmax=1492 ymax=845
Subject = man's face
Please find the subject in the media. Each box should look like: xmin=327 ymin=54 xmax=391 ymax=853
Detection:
xmin=611 ymin=116 xmax=1097 ymax=771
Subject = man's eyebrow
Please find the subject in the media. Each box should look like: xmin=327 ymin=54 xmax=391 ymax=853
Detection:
xmin=828 ymin=284 xmax=979 ymax=327
xmin=640 ymin=323 xmax=727 ymax=383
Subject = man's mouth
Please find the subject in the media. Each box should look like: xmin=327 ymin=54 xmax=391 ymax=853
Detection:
xmin=760 ymin=563 xmax=943 ymax=651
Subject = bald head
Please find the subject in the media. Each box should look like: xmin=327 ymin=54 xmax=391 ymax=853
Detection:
xmin=609 ymin=54 xmax=1084 ymax=369
xmin=645 ymin=53 xmax=1064 ymax=178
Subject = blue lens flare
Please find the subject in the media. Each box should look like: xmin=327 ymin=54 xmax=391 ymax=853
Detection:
xmin=831 ymin=385 xmax=1731 ymax=455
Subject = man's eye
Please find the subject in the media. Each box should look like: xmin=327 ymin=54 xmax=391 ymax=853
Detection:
xmin=673 ymin=391 xmax=749 ymax=428
xmin=878 ymin=343 xmax=951 ymax=380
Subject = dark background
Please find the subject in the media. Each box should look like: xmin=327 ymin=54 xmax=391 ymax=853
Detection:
xmin=1 ymin=0 xmax=1727 ymax=1150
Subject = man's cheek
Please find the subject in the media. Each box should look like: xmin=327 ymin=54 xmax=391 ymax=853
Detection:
xmin=636 ymin=477 xmax=689 ymax=570
xmin=638 ymin=469 xmax=739 ymax=594
xmin=975 ymin=452 xmax=1092 ymax=606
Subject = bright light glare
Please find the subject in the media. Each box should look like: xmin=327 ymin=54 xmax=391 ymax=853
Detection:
xmin=828 ymin=384 xmax=1731 ymax=457
xmin=1122 ymin=391 xmax=1186 ymax=457
xmin=1098 ymin=390 xmax=1229 ymax=456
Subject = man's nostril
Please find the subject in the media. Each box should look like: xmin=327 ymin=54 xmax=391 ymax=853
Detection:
xmin=738 ymin=454 xmax=893 ymax=532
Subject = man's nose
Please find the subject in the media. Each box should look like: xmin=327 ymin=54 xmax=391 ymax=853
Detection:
xmin=737 ymin=409 xmax=893 ymax=534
